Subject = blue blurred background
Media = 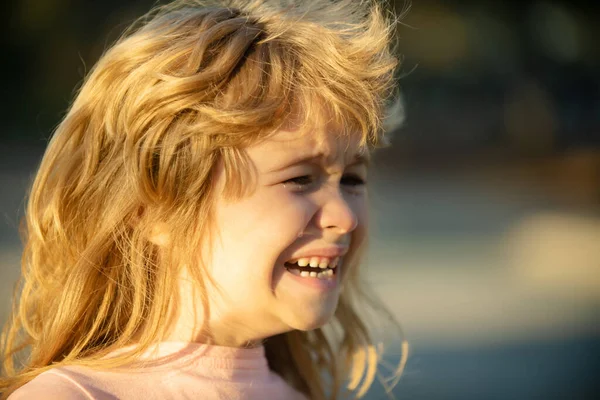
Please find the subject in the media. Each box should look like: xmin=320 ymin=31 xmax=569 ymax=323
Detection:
xmin=1 ymin=0 xmax=599 ymax=398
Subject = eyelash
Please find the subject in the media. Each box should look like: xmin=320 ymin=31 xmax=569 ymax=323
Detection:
xmin=341 ymin=174 xmax=366 ymax=186
xmin=284 ymin=175 xmax=314 ymax=187
xmin=283 ymin=174 xmax=366 ymax=189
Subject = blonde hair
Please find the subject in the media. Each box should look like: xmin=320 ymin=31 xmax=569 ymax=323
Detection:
xmin=1 ymin=0 xmax=407 ymax=398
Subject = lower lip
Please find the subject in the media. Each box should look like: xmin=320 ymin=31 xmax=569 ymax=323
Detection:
xmin=284 ymin=268 xmax=339 ymax=290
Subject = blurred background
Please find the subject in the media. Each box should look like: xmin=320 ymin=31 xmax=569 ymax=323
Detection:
xmin=1 ymin=0 xmax=599 ymax=398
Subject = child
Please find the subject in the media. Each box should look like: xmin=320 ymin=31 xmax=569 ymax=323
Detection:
xmin=1 ymin=0 xmax=406 ymax=398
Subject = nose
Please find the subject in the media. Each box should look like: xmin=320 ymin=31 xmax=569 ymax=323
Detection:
xmin=315 ymin=187 xmax=359 ymax=234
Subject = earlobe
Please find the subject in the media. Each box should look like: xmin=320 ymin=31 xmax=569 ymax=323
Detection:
xmin=149 ymin=222 xmax=171 ymax=247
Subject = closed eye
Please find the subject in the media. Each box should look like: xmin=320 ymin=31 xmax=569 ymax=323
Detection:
xmin=341 ymin=174 xmax=366 ymax=186
xmin=283 ymin=175 xmax=314 ymax=188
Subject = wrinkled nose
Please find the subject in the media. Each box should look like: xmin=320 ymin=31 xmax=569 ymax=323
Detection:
xmin=315 ymin=188 xmax=359 ymax=235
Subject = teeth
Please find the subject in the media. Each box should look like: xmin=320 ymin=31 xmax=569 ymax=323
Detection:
xmin=289 ymin=268 xmax=334 ymax=279
xmin=288 ymin=256 xmax=340 ymax=268
xmin=297 ymin=258 xmax=310 ymax=267
xmin=285 ymin=256 xmax=340 ymax=279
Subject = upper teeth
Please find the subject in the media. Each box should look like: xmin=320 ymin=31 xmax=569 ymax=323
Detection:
xmin=290 ymin=256 xmax=339 ymax=269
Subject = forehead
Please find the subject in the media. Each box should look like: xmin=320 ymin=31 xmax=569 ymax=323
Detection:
xmin=248 ymin=122 xmax=369 ymax=166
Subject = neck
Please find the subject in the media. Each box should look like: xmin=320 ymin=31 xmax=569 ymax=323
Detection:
xmin=165 ymin=267 xmax=276 ymax=348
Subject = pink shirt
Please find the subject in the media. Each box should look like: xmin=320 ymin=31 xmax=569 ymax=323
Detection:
xmin=9 ymin=342 xmax=308 ymax=400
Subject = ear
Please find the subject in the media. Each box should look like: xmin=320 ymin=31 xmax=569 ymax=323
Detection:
xmin=148 ymin=222 xmax=172 ymax=247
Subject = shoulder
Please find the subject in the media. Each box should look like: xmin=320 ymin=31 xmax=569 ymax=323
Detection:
xmin=8 ymin=363 xmax=157 ymax=399
xmin=8 ymin=369 xmax=93 ymax=399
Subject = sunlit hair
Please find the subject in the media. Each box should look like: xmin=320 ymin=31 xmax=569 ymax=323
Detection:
xmin=1 ymin=0 xmax=407 ymax=398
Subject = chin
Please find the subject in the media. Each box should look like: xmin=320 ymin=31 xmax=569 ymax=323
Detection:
xmin=287 ymin=305 xmax=338 ymax=331
xmin=295 ymin=319 xmax=331 ymax=332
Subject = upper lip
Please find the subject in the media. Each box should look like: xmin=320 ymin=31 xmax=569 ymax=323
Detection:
xmin=286 ymin=245 xmax=349 ymax=261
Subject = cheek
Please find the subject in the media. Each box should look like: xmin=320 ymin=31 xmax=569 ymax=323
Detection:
xmin=216 ymin=189 xmax=317 ymax=246
xmin=262 ymin=192 xmax=318 ymax=236
xmin=348 ymin=193 xmax=369 ymax=244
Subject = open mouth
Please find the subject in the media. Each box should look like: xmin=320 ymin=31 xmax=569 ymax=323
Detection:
xmin=284 ymin=256 xmax=339 ymax=280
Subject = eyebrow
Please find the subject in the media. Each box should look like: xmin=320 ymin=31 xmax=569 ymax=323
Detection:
xmin=270 ymin=151 xmax=370 ymax=173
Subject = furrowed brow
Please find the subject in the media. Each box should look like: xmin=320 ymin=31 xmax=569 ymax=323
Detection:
xmin=271 ymin=151 xmax=369 ymax=172
xmin=347 ymin=153 xmax=370 ymax=168
xmin=270 ymin=153 xmax=323 ymax=173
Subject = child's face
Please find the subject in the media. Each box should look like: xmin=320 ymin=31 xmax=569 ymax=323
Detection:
xmin=203 ymin=122 xmax=368 ymax=344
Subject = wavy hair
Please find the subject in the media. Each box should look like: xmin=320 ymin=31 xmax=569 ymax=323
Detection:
xmin=1 ymin=1 xmax=407 ymax=398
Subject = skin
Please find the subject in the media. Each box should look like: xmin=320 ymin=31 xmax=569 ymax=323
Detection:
xmin=166 ymin=122 xmax=369 ymax=347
